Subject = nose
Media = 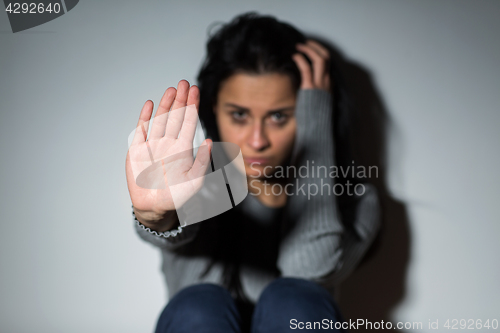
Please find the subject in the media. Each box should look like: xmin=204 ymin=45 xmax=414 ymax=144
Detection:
xmin=247 ymin=121 xmax=270 ymax=151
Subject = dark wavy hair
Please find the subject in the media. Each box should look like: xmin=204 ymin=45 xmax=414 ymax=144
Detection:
xmin=196 ymin=11 xmax=360 ymax=305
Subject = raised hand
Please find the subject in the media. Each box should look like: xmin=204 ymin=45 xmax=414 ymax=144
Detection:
xmin=125 ymin=80 xmax=213 ymax=226
xmin=292 ymin=39 xmax=332 ymax=91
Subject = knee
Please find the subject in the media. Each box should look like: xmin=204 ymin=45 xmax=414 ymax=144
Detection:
xmin=255 ymin=277 xmax=342 ymax=322
xmin=156 ymin=283 xmax=239 ymax=332
xmin=165 ymin=283 xmax=235 ymax=318
xmin=259 ymin=277 xmax=331 ymax=310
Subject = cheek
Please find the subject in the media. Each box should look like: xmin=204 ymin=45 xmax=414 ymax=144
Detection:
xmin=269 ymin=124 xmax=296 ymax=158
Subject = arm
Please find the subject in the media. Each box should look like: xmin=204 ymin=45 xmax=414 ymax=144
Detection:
xmin=277 ymin=88 xmax=344 ymax=280
xmin=323 ymin=183 xmax=381 ymax=285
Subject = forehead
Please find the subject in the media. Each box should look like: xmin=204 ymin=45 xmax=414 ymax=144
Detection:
xmin=217 ymin=72 xmax=296 ymax=108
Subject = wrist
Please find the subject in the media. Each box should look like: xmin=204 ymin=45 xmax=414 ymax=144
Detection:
xmin=133 ymin=207 xmax=179 ymax=232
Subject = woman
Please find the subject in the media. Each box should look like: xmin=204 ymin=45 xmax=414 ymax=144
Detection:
xmin=126 ymin=12 xmax=380 ymax=333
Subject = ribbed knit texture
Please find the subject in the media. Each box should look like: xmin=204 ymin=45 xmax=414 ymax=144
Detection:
xmin=134 ymin=89 xmax=381 ymax=303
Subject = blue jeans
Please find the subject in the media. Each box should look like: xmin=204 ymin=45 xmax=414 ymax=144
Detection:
xmin=155 ymin=277 xmax=347 ymax=333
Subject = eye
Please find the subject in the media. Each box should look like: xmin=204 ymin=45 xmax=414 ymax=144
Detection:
xmin=230 ymin=110 xmax=248 ymax=123
xmin=269 ymin=112 xmax=287 ymax=124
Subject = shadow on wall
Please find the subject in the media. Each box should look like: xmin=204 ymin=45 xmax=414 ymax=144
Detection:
xmin=313 ymin=35 xmax=412 ymax=331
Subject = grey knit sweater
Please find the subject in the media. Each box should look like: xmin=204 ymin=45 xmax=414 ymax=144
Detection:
xmin=133 ymin=89 xmax=381 ymax=304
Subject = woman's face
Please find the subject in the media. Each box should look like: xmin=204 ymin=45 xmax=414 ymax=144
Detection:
xmin=214 ymin=72 xmax=297 ymax=179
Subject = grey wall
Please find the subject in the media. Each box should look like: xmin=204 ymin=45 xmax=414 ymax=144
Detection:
xmin=1 ymin=1 xmax=499 ymax=332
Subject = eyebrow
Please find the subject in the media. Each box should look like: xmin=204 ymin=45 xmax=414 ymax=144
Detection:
xmin=223 ymin=103 xmax=295 ymax=114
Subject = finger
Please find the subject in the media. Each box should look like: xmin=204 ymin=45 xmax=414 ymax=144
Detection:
xmin=131 ymin=100 xmax=153 ymax=145
xmin=307 ymin=40 xmax=332 ymax=90
xmin=296 ymin=43 xmax=326 ymax=88
xmin=306 ymin=40 xmax=330 ymax=59
xmin=186 ymin=84 xmax=200 ymax=109
xmin=171 ymin=80 xmax=190 ymax=111
xmin=179 ymin=86 xmax=200 ymax=144
xmin=188 ymin=139 xmax=212 ymax=180
xmin=166 ymin=80 xmax=190 ymax=139
xmin=292 ymin=53 xmax=314 ymax=89
xmin=150 ymin=87 xmax=176 ymax=139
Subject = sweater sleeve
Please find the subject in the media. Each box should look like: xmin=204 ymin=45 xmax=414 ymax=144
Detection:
xmin=326 ymin=182 xmax=381 ymax=285
xmin=276 ymin=89 xmax=381 ymax=284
